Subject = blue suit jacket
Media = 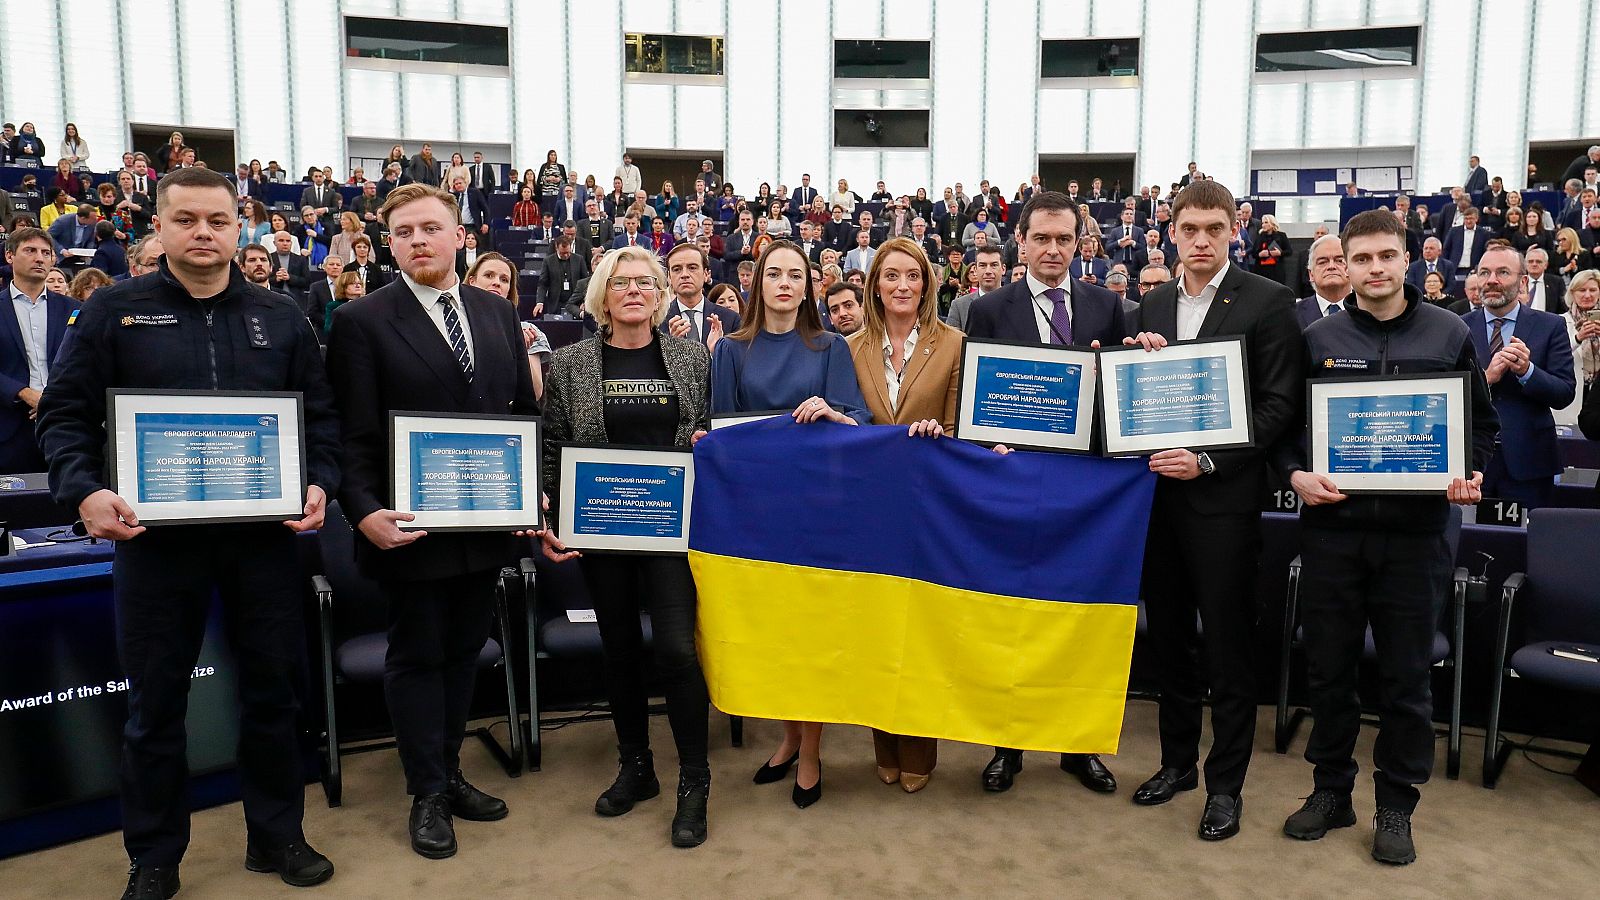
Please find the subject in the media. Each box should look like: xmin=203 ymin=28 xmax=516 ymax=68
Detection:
xmin=611 ymin=231 xmax=648 ymax=249
xmin=0 ymin=290 xmax=75 ymax=462
xmin=1069 ymin=257 xmax=1110 ymax=284
xmin=1294 ymin=296 xmax=1331 ymax=330
xmin=47 ymin=215 xmax=97 ymax=253
xmin=1464 ymin=305 xmax=1576 ymax=479
xmin=1441 ymin=225 xmax=1494 ymax=273
xmin=963 ymin=276 xmax=1128 ymax=347
xmin=1463 ymin=166 xmax=1489 ymax=197
xmin=1405 ymin=257 xmax=1457 ymax=292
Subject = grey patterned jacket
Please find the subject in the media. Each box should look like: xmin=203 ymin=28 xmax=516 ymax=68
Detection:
xmin=541 ymin=331 xmax=711 ymax=524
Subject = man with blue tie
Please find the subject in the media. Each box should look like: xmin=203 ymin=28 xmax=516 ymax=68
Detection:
xmin=963 ymin=191 xmax=1127 ymax=797
xmin=1404 ymin=237 xmax=1455 ymax=294
xmin=1 ymin=227 xmax=75 ymax=472
xmin=1109 ymin=207 xmax=1146 ymax=269
xmin=1296 ymin=234 xmax=1350 ymax=329
xmin=48 ymin=203 xmax=99 ymax=259
xmin=1441 ymin=207 xmax=1492 ymax=292
xmin=1463 ymin=243 xmax=1576 ymax=509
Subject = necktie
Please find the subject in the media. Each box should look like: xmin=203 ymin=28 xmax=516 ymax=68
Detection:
xmin=684 ymin=308 xmax=700 ymax=339
xmin=1046 ymin=287 xmax=1072 ymax=345
xmin=1489 ymin=317 xmax=1507 ymax=357
xmin=440 ymin=293 xmax=474 ymax=381
xmin=1324 ymin=303 xmax=1340 ymax=317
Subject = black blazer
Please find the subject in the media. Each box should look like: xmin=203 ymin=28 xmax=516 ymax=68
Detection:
xmin=452 ymin=188 xmax=490 ymax=229
xmin=1131 ymin=264 xmax=1303 ymax=515
xmin=349 ymin=261 xmax=391 ymax=293
xmin=963 ymin=277 xmax=1128 ymax=347
xmin=325 ymin=279 xmax=539 ymax=580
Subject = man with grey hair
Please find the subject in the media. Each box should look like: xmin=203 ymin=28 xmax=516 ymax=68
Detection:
xmin=1448 ymin=272 xmax=1483 ymax=315
xmin=127 ymin=234 xmax=164 ymax=277
xmin=1560 ymin=144 xmax=1600 ymax=184
xmin=1295 ymin=234 xmax=1349 ymax=328
xmin=1136 ymin=263 xmax=1171 ymax=301
xmin=1524 ymin=247 xmax=1565 ymax=314
xmin=1404 ymin=236 xmax=1453 ymax=293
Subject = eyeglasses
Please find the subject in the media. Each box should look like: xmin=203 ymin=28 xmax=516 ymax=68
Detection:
xmin=1474 ymin=268 xmax=1517 ymax=281
xmin=608 ymin=275 xmax=660 ymax=291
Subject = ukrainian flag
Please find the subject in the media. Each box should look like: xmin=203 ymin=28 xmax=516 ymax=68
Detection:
xmin=688 ymin=420 xmax=1157 ymax=753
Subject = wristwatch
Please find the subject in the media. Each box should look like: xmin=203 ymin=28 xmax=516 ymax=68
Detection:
xmin=1196 ymin=452 xmax=1216 ymax=475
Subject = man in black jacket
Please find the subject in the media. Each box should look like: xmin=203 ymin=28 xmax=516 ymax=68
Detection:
xmin=539 ymin=235 xmax=588 ymax=318
xmin=36 ymin=167 xmax=341 ymax=896
xmin=325 ymin=183 xmax=537 ymax=861
xmin=1121 ymin=181 xmax=1303 ymax=842
xmin=1278 ymin=210 xmax=1496 ymax=866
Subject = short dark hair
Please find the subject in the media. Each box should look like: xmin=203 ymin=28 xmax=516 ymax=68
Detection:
xmin=1015 ymin=191 xmax=1080 ymax=237
xmin=238 ymin=243 xmax=270 ymax=263
xmin=973 ymin=245 xmax=1003 ymax=262
xmin=825 ymin=281 xmax=862 ymax=304
xmin=6 ymin=226 xmax=51 ymax=255
xmin=1340 ymin=209 xmax=1408 ymax=250
xmin=1170 ymin=180 xmax=1236 ymax=224
xmin=665 ymin=241 xmax=708 ymax=270
xmin=155 ymin=166 xmax=235 ymax=213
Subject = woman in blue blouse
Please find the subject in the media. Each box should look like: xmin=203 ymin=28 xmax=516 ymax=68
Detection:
xmin=710 ymin=240 xmax=868 ymax=809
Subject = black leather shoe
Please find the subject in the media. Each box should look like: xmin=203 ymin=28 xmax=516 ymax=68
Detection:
xmin=1283 ymin=789 xmax=1357 ymax=841
xmin=1132 ymin=766 xmax=1199 ymax=806
xmin=121 ymin=865 xmax=180 ymax=900
xmin=1060 ymin=753 xmax=1117 ymax=793
xmin=1198 ymin=794 xmax=1242 ymax=841
xmin=671 ymin=766 xmax=711 ymax=847
xmin=792 ymin=762 xmax=823 ymax=809
xmin=1371 ymin=807 xmax=1417 ymax=865
xmin=752 ymin=749 xmax=799 ymax=784
xmin=981 ymin=749 xmax=1023 ymax=792
xmin=409 ymin=793 xmax=457 ymax=860
xmin=595 ymin=746 xmax=660 ymax=816
xmin=446 ymin=769 xmax=508 ymax=822
xmin=244 ymin=839 xmax=335 ymax=887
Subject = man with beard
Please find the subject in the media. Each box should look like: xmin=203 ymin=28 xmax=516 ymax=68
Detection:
xmin=324 ymin=183 xmax=536 ymax=860
xmin=1461 ymin=242 xmax=1574 ymax=509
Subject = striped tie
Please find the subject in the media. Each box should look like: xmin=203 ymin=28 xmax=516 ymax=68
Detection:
xmin=439 ymin=292 xmax=474 ymax=382
xmin=1489 ymin=317 xmax=1507 ymax=358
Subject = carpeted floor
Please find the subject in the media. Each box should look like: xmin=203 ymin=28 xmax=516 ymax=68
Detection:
xmin=4 ymin=703 xmax=1597 ymax=899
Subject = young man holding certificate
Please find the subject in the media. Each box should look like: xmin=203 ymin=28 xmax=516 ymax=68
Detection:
xmin=1277 ymin=210 xmax=1498 ymax=865
xmin=325 ymin=183 xmax=538 ymax=860
xmin=1120 ymin=180 xmax=1303 ymax=841
xmin=36 ymin=167 xmax=342 ymax=897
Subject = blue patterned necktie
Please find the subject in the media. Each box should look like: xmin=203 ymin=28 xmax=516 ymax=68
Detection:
xmin=1046 ymin=287 xmax=1072 ymax=345
xmin=1489 ymin=317 xmax=1506 ymax=357
xmin=439 ymin=292 xmax=474 ymax=382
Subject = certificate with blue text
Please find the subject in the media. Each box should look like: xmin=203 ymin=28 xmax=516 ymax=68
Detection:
xmin=390 ymin=412 xmax=542 ymax=531
xmin=1098 ymin=338 xmax=1254 ymax=455
xmin=955 ymin=338 xmax=1098 ymax=453
xmin=107 ymin=390 xmax=306 ymax=526
xmin=557 ymin=445 xmax=694 ymax=553
xmin=1309 ymin=373 xmax=1470 ymax=494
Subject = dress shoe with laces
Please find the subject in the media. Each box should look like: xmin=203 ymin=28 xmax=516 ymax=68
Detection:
xmin=121 ymin=865 xmax=179 ymax=900
xmin=409 ymin=793 xmax=457 ymax=859
xmin=446 ymin=769 xmax=508 ymax=821
xmin=1198 ymin=794 xmax=1242 ymax=841
xmin=1059 ymin=753 xmax=1117 ymax=793
xmin=244 ymin=839 xmax=335 ymax=887
xmin=595 ymin=745 xmax=660 ymax=816
xmin=981 ymin=749 xmax=1023 ymax=792
xmin=1283 ymin=789 xmax=1357 ymax=841
xmin=1371 ymin=807 xmax=1417 ymax=865
xmin=1132 ymin=766 xmax=1199 ymax=806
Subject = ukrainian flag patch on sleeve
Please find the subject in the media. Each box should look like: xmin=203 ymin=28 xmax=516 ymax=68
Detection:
xmin=67 ymin=309 xmax=79 ymax=326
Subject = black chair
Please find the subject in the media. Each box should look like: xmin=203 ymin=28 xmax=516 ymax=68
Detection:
xmin=312 ymin=502 xmax=522 ymax=807
xmin=1275 ymin=507 xmax=1469 ymax=779
xmin=517 ymin=554 xmax=742 ymax=773
xmin=1483 ymin=508 xmax=1600 ymax=788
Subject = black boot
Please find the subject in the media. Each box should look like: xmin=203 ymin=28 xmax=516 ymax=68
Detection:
xmin=671 ymin=766 xmax=711 ymax=848
xmin=594 ymin=745 xmax=659 ymax=817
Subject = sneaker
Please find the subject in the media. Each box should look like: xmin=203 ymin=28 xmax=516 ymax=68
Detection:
xmin=121 ymin=865 xmax=179 ymax=900
xmin=244 ymin=839 xmax=335 ymax=887
xmin=1283 ymin=789 xmax=1357 ymax=840
xmin=1371 ymin=807 xmax=1417 ymax=865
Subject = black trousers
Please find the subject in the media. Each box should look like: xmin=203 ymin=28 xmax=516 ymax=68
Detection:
xmin=579 ymin=555 xmax=709 ymax=768
xmin=1141 ymin=503 xmax=1262 ymax=797
xmin=381 ymin=571 xmax=496 ymax=796
xmin=113 ymin=525 xmax=307 ymax=867
xmin=1298 ymin=526 xmax=1450 ymax=813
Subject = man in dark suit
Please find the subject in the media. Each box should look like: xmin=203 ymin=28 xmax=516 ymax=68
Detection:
xmin=934 ymin=198 xmax=966 ymax=250
xmin=0 ymin=227 xmax=75 ymax=472
xmin=1106 ymin=207 xmax=1146 ymax=269
xmin=1296 ymin=234 xmax=1350 ymax=329
xmin=1404 ymin=237 xmax=1456 ymax=293
xmin=612 ymin=213 xmax=648 ymax=249
xmin=469 ymin=151 xmax=496 ymax=193
xmin=1523 ymin=248 xmax=1566 ymax=314
xmin=299 ymin=169 xmax=341 ymax=229
xmin=963 ymin=191 xmax=1127 ymax=798
xmin=447 ymin=174 xmax=490 ymax=236
xmin=722 ymin=210 xmax=759 ymax=264
xmin=583 ymin=200 xmax=614 ymax=250
xmin=538 ymin=235 xmax=588 ymax=318
xmin=1123 ymin=181 xmax=1303 ymax=842
xmin=304 ymin=255 xmax=344 ymax=341
xmin=1463 ymin=155 xmax=1489 ymax=198
xmin=795 ymin=220 xmax=825 ymax=263
xmin=790 ymin=173 xmax=819 ymax=214
xmin=553 ymin=184 xmax=584 ymax=229
xmin=661 ymin=243 xmax=738 ymax=344
xmin=325 ymin=184 xmax=536 ymax=859
xmin=267 ymin=230 xmax=312 ymax=303
xmin=228 ymin=163 xmax=264 ymax=208
xmin=48 ymin=203 xmax=100 ymax=257
xmin=1464 ymin=244 xmax=1576 ymax=509
xmin=1441 ymin=208 xmax=1493 ymax=291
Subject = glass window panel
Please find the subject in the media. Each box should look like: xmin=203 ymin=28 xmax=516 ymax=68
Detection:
xmin=623 ymin=34 xmax=724 ymax=76
xmin=834 ymin=110 xmax=929 ymax=149
xmin=1255 ymin=26 xmax=1419 ymax=72
xmin=1041 ymin=38 xmax=1140 ymax=77
xmin=834 ymin=40 xmax=930 ymax=79
xmin=344 ymin=16 xmax=509 ymax=67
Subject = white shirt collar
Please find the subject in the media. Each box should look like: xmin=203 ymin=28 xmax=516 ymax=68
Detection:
xmin=401 ymin=270 xmax=461 ymax=309
xmin=1026 ymin=271 xmax=1070 ymax=299
xmin=1178 ymin=262 xmax=1230 ymax=302
xmin=10 ymin=282 xmax=44 ymax=304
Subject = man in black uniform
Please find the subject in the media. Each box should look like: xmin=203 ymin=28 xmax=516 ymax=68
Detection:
xmin=36 ymin=166 xmax=341 ymax=899
xmin=1279 ymin=210 xmax=1496 ymax=865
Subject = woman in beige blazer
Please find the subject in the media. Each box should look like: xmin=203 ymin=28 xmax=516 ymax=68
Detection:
xmin=845 ymin=235 xmax=964 ymax=792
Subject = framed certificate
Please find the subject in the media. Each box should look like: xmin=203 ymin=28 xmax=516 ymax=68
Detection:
xmin=1098 ymin=337 xmax=1254 ymax=455
xmin=954 ymin=338 xmax=1098 ymax=453
xmin=389 ymin=412 xmax=542 ymax=531
xmin=1309 ymin=373 xmax=1470 ymax=494
xmin=557 ymin=444 xmax=693 ymax=554
xmin=710 ymin=411 xmax=786 ymax=430
xmin=107 ymin=389 xmax=306 ymax=526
